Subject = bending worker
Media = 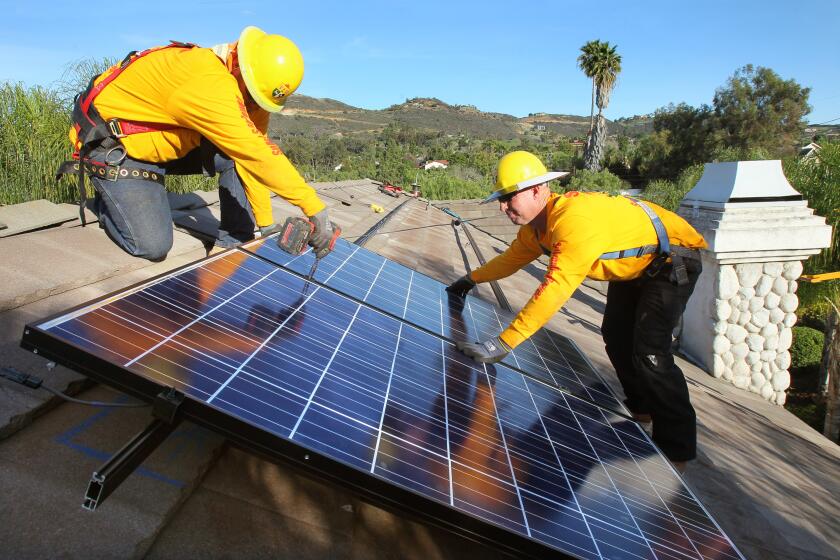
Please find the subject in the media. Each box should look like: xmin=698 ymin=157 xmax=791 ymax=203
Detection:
xmin=59 ymin=26 xmax=335 ymax=260
xmin=447 ymin=151 xmax=707 ymax=471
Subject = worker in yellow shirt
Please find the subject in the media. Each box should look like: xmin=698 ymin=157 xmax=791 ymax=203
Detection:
xmin=59 ymin=26 xmax=335 ymax=260
xmin=447 ymin=151 xmax=707 ymax=470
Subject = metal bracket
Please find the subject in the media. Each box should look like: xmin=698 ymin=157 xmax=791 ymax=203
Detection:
xmin=153 ymin=386 xmax=185 ymax=424
xmin=83 ymin=388 xmax=184 ymax=511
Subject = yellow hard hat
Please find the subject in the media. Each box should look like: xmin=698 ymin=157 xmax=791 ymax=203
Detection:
xmin=238 ymin=26 xmax=304 ymax=113
xmin=483 ymin=150 xmax=568 ymax=203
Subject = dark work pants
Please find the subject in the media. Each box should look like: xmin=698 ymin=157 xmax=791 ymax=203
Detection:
xmin=601 ymin=260 xmax=701 ymax=462
xmin=89 ymin=145 xmax=256 ymax=261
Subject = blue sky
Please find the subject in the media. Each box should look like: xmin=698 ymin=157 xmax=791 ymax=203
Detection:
xmin=2 ymin=0 xmax=838 ymax=124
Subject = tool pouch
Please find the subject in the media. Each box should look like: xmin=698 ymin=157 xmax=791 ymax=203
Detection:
xmin=669 ymin=254 xmax=689 ymax=286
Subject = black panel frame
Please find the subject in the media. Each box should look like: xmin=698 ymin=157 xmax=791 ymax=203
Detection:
xmin=21 ymin=323 xmax=572 ymax=559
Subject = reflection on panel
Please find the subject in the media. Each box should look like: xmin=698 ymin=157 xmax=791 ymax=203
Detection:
xmin=244 ymin=237 xmax=624 ymax=414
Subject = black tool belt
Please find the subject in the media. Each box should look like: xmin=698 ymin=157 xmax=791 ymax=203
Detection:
xmin=56 ymin=160 xmax=165 ymax=185
xmin=646 ymin=248 xmax=702 ymax=286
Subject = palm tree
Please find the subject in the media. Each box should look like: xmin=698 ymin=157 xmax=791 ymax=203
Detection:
xmin=577 ymin=41 xmax=600 ymax=134
xmin=578 ymin=40 xmax=622 ymax=171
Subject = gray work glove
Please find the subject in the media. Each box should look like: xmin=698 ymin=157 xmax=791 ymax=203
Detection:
xmin=456 ymin=337 xmax=511 ymax=364
xmin=258 ymin=223 xmax=283 ymax=237
xmin=446 ymin=274 xmax=476 ymax=298
xmin=308 ymin=209 xmax=337 ymax=259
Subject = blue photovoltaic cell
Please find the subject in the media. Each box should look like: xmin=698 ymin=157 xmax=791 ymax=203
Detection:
xmin=33 ymin=247 xmax=743 ymax=560
xmin=244 ymin=237 xmax=624 ymax=414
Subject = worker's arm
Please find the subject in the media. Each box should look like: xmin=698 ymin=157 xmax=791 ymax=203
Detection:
xmin=169 ymin=70 xmax=325 ymax=219
xmin=241 ymin=109 xmax=276 ymax=227
xmin=470 ymin=227 xmax=543 ymax=283
xmin=499 ymin=217 xmax=605 ymax=349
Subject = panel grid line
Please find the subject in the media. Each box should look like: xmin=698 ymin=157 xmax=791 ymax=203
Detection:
xmin=483 ymin=363 xmax=531 ymax=538
xmin=559 ymin=392 xmax=658 ymax=558
xmin=124 ymin=268 xmax=278 ymax=368
xmin=436 ymin=295 xmax=457 ymax=507
xmin=521 ymin=378 xmax=603 ymax=560
xmin=371 ymin=322 xmax=403 ymax=473
xmin=605 ymin=420 xmax=718 ymax=558
xmin=289 ymin=305 xmax=363 ymax=439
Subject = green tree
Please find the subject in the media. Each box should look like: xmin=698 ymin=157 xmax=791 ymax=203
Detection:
xmin=577 ymin=40 xmax=600 ymax=134
xmin=713 ymin=65 xmax=811 ymax=156
xmin=636 ymin=66 xmax=810 ymax=183
xmin=577 ymin=40 xmax=622 ymax=171
xmin=646 ymin=103 xmax=716 ymax=179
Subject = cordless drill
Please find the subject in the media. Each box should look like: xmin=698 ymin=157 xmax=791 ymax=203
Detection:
xmin=276 ymin=216 xmax=341 ymax=285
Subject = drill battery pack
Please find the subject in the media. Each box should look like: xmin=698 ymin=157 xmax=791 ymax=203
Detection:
xmin=277 ymin=216 xmax=313 ymax=256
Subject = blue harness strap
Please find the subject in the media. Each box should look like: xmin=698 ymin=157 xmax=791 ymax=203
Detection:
xmin=537 ymin=196 xmax=696 ymax=284
xmin=599 ymin=198 xmax=670 ymax=260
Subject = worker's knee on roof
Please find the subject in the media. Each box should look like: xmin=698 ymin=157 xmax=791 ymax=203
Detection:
xmin=134 ymin=240 xmax=172 ymax=262
xmin=128 ymin=229 xmax=173 ymax=262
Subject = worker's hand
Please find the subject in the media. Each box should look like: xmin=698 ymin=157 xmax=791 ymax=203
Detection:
xmin=446 ymin=274 xmax=476 ymax=298
xmin=258 ymin=223 xmax=283 ymax=238
xmin=456 ymin=337 xmax=511 ymax=364
xmin=308 ymin=209 xmax=338 ymax=259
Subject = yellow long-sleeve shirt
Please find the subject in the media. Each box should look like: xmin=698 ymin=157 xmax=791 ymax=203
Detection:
xmin=470 ymin=192 xmax=707 ymax=348
xmin=69 ymin=44 xmax=325 ymax=226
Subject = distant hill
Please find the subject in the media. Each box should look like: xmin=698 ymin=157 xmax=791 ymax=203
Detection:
xmin=271 ymin=96 xmax=835 ymax=142
xmin=270 ymin=96 xmax=653 ymax=139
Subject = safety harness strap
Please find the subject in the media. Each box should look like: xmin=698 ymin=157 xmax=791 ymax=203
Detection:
xmin=598 ymin=198 xmax=694 ymax=285
xmin=60 ymin=41 xmax=196 ymax=226
xmin=599 ymin=244 xmax=700 ymax=261
xmin=56 ymin=161 xmax=165 ymax=185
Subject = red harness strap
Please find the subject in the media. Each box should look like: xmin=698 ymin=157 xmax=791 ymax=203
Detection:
xmin=63 ymin=41 xmax=197 ymax=226
xmin=76 ymin=41 xmax=195 ymax=136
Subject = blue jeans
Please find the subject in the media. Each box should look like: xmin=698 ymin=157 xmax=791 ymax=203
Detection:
xmin=89 ymin=145 xmax=256 ymax=261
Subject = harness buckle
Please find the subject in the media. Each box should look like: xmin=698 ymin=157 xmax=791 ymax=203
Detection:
xmin=645 ymin=253 xmax=668 ymax=278
xmin=102 ymin=146 xmax=126 ymax=182
xmin=107 ymin=120 xmax=125 ymax=138
xmin=104 ymin=165 xmax=121 ymax=182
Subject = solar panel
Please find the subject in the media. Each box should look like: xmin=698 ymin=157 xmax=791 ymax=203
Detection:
xmin=22 ymin=246 xmax=743 ymax=559
xmin=244 ymin=237 xmax=625 ymax=413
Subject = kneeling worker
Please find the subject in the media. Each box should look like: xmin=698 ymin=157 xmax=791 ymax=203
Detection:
xmin=447 ymin=151 xmax=707 ymax=471
xmin=60 ymin=26 xmax=335 ymax=260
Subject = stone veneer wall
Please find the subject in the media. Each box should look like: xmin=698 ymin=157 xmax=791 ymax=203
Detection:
xmin=711 ymin=261 xmax=802 ymax=405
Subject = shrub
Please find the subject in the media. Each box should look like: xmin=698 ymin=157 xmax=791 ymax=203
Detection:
xmin=790 ymin=326 xmax=824 ymax=370
xmin=565 ymin=169 xmax=628 ymax=194
xmin=783 ymin=142 xmax=840 ymax=275
xmin=0 ymin=82 xmax=74 ymax=204
xmin=640 ymin=164 xmax=704 ymax=212
xmin=418 ymin=172 xmax=489 ymax=200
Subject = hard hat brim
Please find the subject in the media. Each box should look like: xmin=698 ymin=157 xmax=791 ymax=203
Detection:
xmin=238 ymin=25 xmax=287 ymax=113
xmin=481 ymin=171 xmax=569 ymax=204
